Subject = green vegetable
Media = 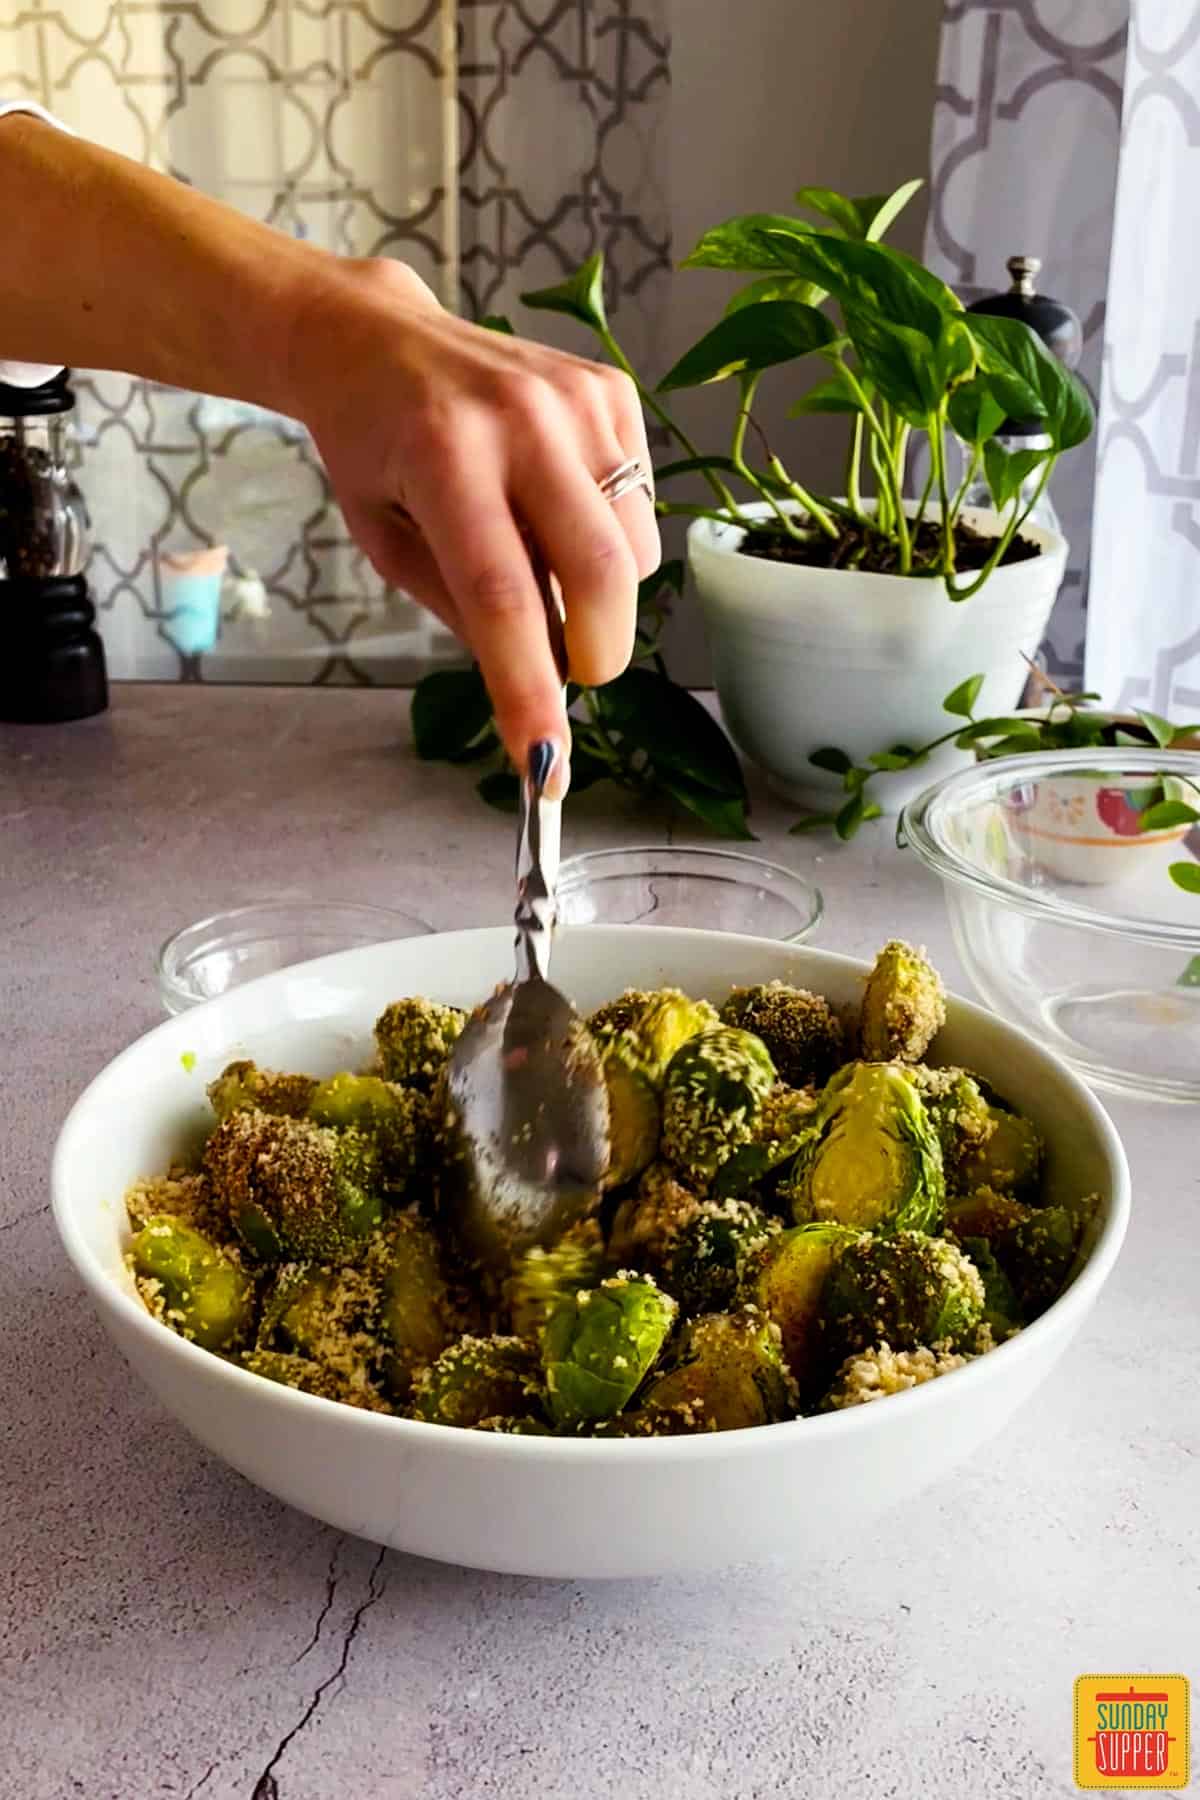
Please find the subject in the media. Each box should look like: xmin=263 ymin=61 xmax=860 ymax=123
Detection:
xmin=742 ymin=1221 xmax=861 ymax=1384
xmin=129 ymin=1215 xmax=254 ymax=1351
xmin=993 ymin=1199 xmax=1091 ymax=1319
xmin=240 ymin=1348 xmax=389 ymax=1411
xmin=371 ymin=1213 xmax=457 ymax=1400
xmin=638 ymin=1308 xmax=797 ymax=1432
xmin=206 ymin=1059 xmax=318 ymax=1123
xmin=958 ymin=1236 xmax=1024 ymax=1340
xmin=506 ymin=1221 xmax=604 ymax=1342
xmin=786 ymin=1062 xmax=945 ymax=1233
xmin=542 ymin=1276 xmax=678 ymax=1427
xmin=859 ymin=940 xmax=946 ymax=1064
xmin=823 ymin=1230 xmax=984 ymax=1356
xmin=719 ymin=982 xmax=844 ymax=1087
xmin=667 ymin=1199 xmax=778 ymax=1316
xmin=661 ymin=1026 xmax=777 ymax=1183
xmin=308 ymin=1071 xmax=431 ymax=1197
xmin=203 ymin=1110 xmax=383 ymax=1262
xmin=606 ymin=1162 xmax=703 ymax=1272
xmin=907 ymin=1064 xmax=994 ymax=1175
xmin=711 ymin=1084 xmax=822 ymax=1207
xmin=957 ymin=1105 xmax=1043 ymax=1201
xmin=373 ymin=997 xmax=465 ymax=1091
xmin=412 ymin=1335 xmax=543 ymax=1429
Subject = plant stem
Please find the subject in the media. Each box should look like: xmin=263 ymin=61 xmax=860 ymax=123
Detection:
xmin=741 ymin=408 xmax=838 ymax=540
xmin=837 ymin=358 xmax=911 ymax=569
xmin=947 ymin=460 xmax=1053 ymax=601
xmin=597 ymin=326 xmax=740 ymax=516
xmin=846 ymin=414 xmax=865 ymax=520
xmin=948 ymin=444 xmax=981 ymax=527
xmin=931 ymin=415 xmax=954 ymax=576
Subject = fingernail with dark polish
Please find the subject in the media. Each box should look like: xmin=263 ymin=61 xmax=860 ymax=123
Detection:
xmin=528 ymin=739 xmax=557 ymax=791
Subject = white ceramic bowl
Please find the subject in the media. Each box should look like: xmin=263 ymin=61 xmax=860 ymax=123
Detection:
xmin=52 ymin=927 xmax=1129 ymax=1579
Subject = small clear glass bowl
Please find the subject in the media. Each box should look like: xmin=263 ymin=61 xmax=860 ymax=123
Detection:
xmin=556 ymin=846 xmax=822 ymax=942
xmin=903 ymin=747 xmax=1200 ymax=1102
xmin=157 ymin=900 xmax=434 ymax=1015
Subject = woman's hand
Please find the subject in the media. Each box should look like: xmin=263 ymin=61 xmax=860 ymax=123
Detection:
xmin=286 ymin=259 xmax=661 ymax=791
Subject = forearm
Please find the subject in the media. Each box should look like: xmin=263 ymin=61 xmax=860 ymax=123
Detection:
xmin=0 ymin=114 xmax=327 ymax=414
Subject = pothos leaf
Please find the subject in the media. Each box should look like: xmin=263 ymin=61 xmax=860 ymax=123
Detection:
xmin=835 ymin=792 xmax=882 ymax=840
xmin=682 ymin=213 xmax=817 ymax=273
xmin=1133 ymin=707 xmax=1178 ymax=749
xmin=593 ymin=668 xmax=746 ymax=797
xmin=1169 ymin=861 xmax=1200 ymax=894
xmin=477 ymin=770 xmax=519 ymax=813
xmin=657 ymin=300 xmax=838 ymax=392
xmin=480 ymin=314 xmax=515 ymax=335
xmin=655 ymin=770 xmax=754 ymax=840
xmin=725 ymin=273 xmax=826 ymax=317
xmin=943 ymin=674 xmax=985 ymax=718
xmin=1139 ymin=800 xmax=1200 ymax=832
xmin=521 ymin=254 xmax=608 ymax=335
xmin=411 ymin=666 xmax=494 ymax=761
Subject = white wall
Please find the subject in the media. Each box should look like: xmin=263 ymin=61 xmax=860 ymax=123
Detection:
xmin=661 ymin=0 xmax=944 ymax=681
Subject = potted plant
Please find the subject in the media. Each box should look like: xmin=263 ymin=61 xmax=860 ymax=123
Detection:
xmin=413 ymin=178 xmax=1093 ymax=833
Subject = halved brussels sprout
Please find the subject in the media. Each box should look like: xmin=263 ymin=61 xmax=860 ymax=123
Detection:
xmin=667 ymin=1199 xmax=778 ymax=1317
xmin=957 ymin=1105 xmax=1043 ymax=1201
xmin=308 ymin=1071 xmax=432 ymax=1198
xmin=742 ymin=1221 xmax=861 ymax=1384
xmin=207 ymin=1059 xmax=318 ymax=1123
xmin=859 ymin=941 xmax=946 ymax=1064
xmin=638 ymin=1308 xmax=797 ymax=1432
xmin=240 ymin=1348 xmax=390 ymax=1411
xmin=373 ymin=997 xmax=465 ymax=1091
xmin=542 ymin=1275 xmax=677 ymax=1427
xmin=661 ymin=1027 xmax=777 ymax=1184
xmin=821 ymin=1340 xmax=972 ymax=1411
xmin=369 ymin=1212 xmax=458 ymax=1399
xmin=993 ymin=1198 xmax=1092 ymax=1319
xmin=712 ymin=1084 xmax=821 ymax=1206
xmin=601 ymin=1054 xmax=661 ymax=1189
xmin=506 ymin=1219 xmax=604 ymax=1342
xmin=720 ymin=982 xmax=844 ymax=1087
xmin=906 ymin=1065 xmax=994 ymax=1176
xmin=588 ymin=989 xmax=718 ymax=1085
xmin=785 ymin=1062 xmax=945 ymax=1234
xmin=606 ymin=1162 xmax=702 ymax=1272
xmin=412 ymin=1334 xmax=543 ymax=1428
xmin=945 ymin=1185 xmax=1029 ymax=1242
xmin=257 ymin=1257 xmax=381 ymax=1388
xmin=203 ymin=1109 xmax=383 ymax=1262
xmin=129 ymin=1215 xmax=254 ymax=1351
xmin=958 ymin=1235 xmax=1024 ymax=1341
xmin=822 ymin=1229 xmax=984 ymax=1357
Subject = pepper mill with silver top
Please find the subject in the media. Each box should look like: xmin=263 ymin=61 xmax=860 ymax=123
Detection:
xmin=959 ymin=254 xmax=1085 ymax=536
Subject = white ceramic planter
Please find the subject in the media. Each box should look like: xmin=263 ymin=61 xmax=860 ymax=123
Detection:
xmin=688 ymin=503 xmax=1069 ymax=814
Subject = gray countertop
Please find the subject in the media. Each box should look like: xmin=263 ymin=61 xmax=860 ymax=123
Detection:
xmin=2 ymin=683 xmax=1196 ymax=1800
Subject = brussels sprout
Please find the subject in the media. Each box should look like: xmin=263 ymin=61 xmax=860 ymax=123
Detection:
xmin=638 ymin=1309 xmax=797 ymax=1432
xmin=203 ymin=1109 xmax=383 ymax=1262
xmin=588 ymin=989 xmax=718 ymax=1083
xmin=821 ymin=1340 xmax=972 ymax=1411
xmin=712 ymin=1084 xmax=821 ymax=1206
xmin=720 ymin=982 xmax=844 ymax=1087
xmin=958 ymin=1235 xmax=1024 ymax=1341
xmin=411 ymin=1334 xmax=543 ymax=1428
xmin=258 ymin=1258 xmax=381 ymax=1387
xmin=125 ymin=1168 xmax=217 ymax=1235
xmin=906 ymin=1065 xmax=994 ymax=1175
xmin=368 ymin=1212 xmax=459 ymax=1399
xmin=945 ymin=1185 xmax=1030 ymax=1243
xmin=661 ymin=1027 xmax=777 ymax=1183
xmin=606 ymin=1162 xmax=703 ymax=1272
xmin=130 ymin=1215 xmax=255 ymax=1351
xmin=240 ymin=1348 xmax=391 ymax=1411
xmin=601 ymin=1054 xmax=661 ymax=1189
xmin=207 ymin=1059 xmax=318 ymax=1123
xmin=822 ymin=1229 xmax=985 ymax=1357
xmin=542 ymin=1275 xmax=677 ymax=1427
xmin=506 ymin=1219 xmax=604 ymax=1342
xmin=994 ymin=1198 xmax=1092 ymax=1319
xmin=785 ymin=1062 xmax=945 ymax=1234
xmin=859 ymin=941 xmax=946 ymax=1064
xmin=957 ymin=1105 xmax=1043 ymax=1201
xmin=742 ymin=1222 xmax=861 ymax=1384
xmin=308 ymin=1071 xmax=432 ymax=1198
xmin=373 ymin=997 xmax=465 ymax=1091
xmin=667 ymin=1199 xmax=778 ymax=1316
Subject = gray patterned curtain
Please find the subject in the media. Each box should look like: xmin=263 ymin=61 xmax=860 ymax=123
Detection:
xmin=927 ymin=0 xmax=1200 ymax=721
xmin=0 ymin=0 xmax=671 ymax=685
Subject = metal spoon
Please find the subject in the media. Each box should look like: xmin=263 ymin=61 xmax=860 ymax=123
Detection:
xmin=441 ymin=552 xmax=610 ymax=1273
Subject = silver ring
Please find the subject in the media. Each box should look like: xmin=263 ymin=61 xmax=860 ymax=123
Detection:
xmin=599 ymin=457 xmax=653 ymax=506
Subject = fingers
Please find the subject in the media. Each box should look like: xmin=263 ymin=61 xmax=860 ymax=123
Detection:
xmin=400 ymin=455 xmax=570 ymax=785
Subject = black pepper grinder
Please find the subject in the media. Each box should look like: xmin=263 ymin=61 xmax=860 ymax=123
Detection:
xmin=0 ymin=369 xmax=108 ymax=722
xmin=959 ymin=256 xmax=1085 ymax=535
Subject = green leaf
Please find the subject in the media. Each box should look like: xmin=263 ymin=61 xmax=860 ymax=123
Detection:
xmin=480 ymin=314 xmax=515 ymax=335
xmin=657 ymin=300 xmax=838 ymax=391
xmin=979 ymin=732 xmax=1047 ymax=759
xmin=789 ymin=812 xmax=838 ymax=834
xmin=521 ymin=254 xmax=608 ymax=335
xmin=793 ymin=186 xmax=862 ymax=237
xmin=641 ymin=558 xmax=684 ymax=603
xmin=1114 ymin=727 xmax=1150 ymax=747
xmin=682 ymin=214 xmax=818 ymax=273
xmin=1139 ymin=800 xmax=1200 ymax=831
xmin=724 ymin=274 xmax=825 ymax=317
xmin=477 ymin=770 xmax=519 ymax=812
xmin=842 ymin=310 xmax=940 ymax=421
xmin=1177 ymin=955 xmax=1200 ymax=988
xmin=954 ymin=714 xmax=1038 ymax=743
xmin=411 ymin=667 xmax=494 ymax=761
xmin=861 ymin=179 xmax=924 ymax=243
xmin=983 ymin=441 xmax=1048 ymax=511
xmin=834 ymin=793 xmax=883 ymax=840
xmin=564 ymin=742 xmax=613 ymax=795
xmin=966 ymin=313 xmax=1094 ymax=449
xmin=868 ymin=751 xmax=916 ymax=771
xmin=1133 ymin=707 xmax=1177 ymax=749
xmin=762 ymin=230 xmax=959 ymax=337
xmin=592 ymin=668 xmax=747 ymax=798
xmin=787 ymin=370 xmax=861 ymax=417
xmin=948 ymin=378 xmax=1006 ymax=447
xmin=943 ymin=673 xmax=985 ymax=717
xmin=1169 ymin=861 xmax=1200 ymax=894
xmin=656 ymin=770 xmax=754 ymax=840
xmin=1168 ymin=721 xmax=1200 ymax=744
xmin=809 ymin=746 xmax=854 ymax=775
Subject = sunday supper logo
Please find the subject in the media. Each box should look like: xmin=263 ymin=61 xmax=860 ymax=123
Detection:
xmin=1074 ymin=1676 xmax=1190 ymax=1789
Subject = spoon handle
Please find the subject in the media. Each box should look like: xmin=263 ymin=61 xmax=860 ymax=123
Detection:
xmin=514 ymin=542 xmax=567 ymax=985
